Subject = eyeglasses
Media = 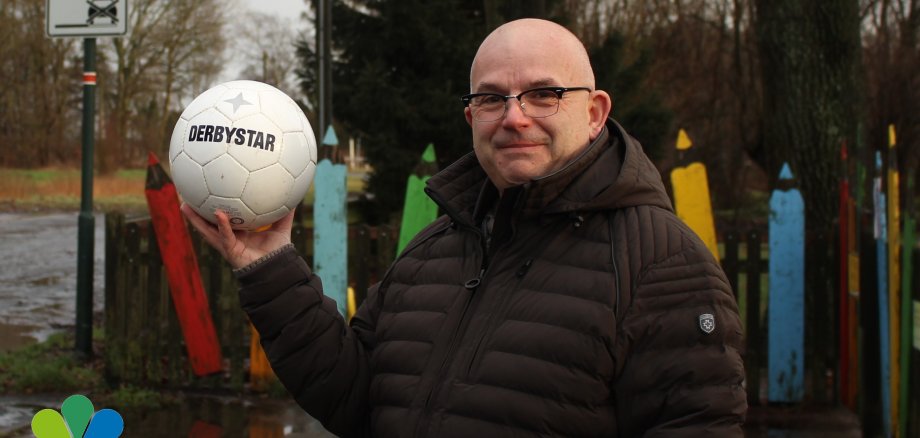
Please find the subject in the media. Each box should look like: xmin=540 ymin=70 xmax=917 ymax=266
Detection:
xmin=461 ymin=86 xmax=592 ymax=122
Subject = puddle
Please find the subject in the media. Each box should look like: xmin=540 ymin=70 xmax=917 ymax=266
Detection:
xmin=121 ymin=395 xmax=336 ymax=437
xmin=0 ymin=393 xmax=336 ymax=437
xmin=0 ymin=394 xmax=71 ymax=437
xmin=0 ymin=392 xmax=864 ymax=437
xmin=0 ymin=212 xmax=105 ymax=344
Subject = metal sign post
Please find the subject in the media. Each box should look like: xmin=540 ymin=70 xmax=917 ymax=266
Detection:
xmin=46 ymin=0 xmax=128 ymax=357
xmin=75 ymin=39 xmax=96 ymax=357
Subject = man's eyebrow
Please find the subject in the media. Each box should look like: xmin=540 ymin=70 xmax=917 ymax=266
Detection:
xmin=472 ymin=82 xmax=503 ymax=93
xmin=529 ymin=78 xmax=560 ymax=88
xmin=473 ymin=78 xmax=561 ymax=93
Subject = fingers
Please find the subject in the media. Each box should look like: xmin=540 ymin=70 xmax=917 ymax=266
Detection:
xmin=181 ymin=204 xmax=221 ymax=245
xmin=273 ymin=208 xmax=297 ymax=232
xmin=182 ymin=204 xmax=235 ymax=259
xmin=213 ymin=210 xmax=239 ymax=253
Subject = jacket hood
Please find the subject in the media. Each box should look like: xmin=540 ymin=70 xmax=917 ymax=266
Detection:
xmin=425 ymin=118 xmax=673 ymax=226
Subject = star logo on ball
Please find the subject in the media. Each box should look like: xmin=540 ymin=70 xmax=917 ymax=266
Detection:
xmin=224 ymin=92 xmax=252 ymax=113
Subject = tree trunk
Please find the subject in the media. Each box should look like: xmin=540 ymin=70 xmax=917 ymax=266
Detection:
xmin=754 ymin=0 xmax=863 ymax=403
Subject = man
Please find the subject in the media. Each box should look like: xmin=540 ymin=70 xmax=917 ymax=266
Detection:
xmin=183 ymin=18 xmax=746 ymax=437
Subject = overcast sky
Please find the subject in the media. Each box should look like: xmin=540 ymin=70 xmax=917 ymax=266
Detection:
xmin=241 ymin=0 xmax=309 ymax=22
xmin=218 ymin=0 xmax=311 ymax=90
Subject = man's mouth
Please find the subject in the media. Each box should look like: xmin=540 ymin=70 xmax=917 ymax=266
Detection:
xmin=498 ymin=142 xmax=541 ymax=149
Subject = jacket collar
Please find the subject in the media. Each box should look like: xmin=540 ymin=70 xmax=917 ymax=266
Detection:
xmin=425 ymin=118 xmax=673 ymax=228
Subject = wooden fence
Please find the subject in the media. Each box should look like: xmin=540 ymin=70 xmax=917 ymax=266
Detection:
xmin=102 ymin=204 xmax=920 ymax=437
xmin=104 ymin=213 xmax=773 ymax=394
xmin=719 ymin=228 xmax=769 ymax=406
xmin=103 ymin=212 xmax=398 ymax=390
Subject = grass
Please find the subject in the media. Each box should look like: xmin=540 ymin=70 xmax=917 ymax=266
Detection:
xmin=0 ymin=331 xmax=103 ymax=394
xmin=0 ymin=329 xmax=177 ymax=413
xmin=0 ymin=167 xmax=368 ymax=214
xmin=0 ymin=168 xmax=148 ymax=212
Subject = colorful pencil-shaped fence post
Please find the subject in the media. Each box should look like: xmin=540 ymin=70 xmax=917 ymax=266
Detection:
xmin=768 ymin=163 xmax=805 ymax=402
xmin=899 ymin=169 xmax=914 ymax=438
xmin=249 ymin=323 xmax=274 ymax=391
xmin=145 ymin=152 xmax=223 ymax=376
xmin=886 ymin=125 xmax=903 ymax=436
xmin=347 ymin=286 xmax=357 ymax=320
xmin=315 ymin=125 xmax=349 ymax=316
xmin=397 ymin=143 xmax=439 ymax=255
xmin=839 ymin=141 xmax=857 ymax=409
xmin=874 ymin=150 xmax=891 ymax=437
xmin=845 ymin=143 xmax=861 ymax=410
xmin=670 ymin=129 xmax=719 ymax=261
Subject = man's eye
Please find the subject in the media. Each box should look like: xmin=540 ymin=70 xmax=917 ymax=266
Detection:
xmin=527 ymin=89 xmax=558 ymax=101
xmin=475 ymin=95 xmax=504 ymax=105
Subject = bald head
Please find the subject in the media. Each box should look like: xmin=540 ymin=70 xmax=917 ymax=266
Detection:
xmin=463 ymin=18 xmax=611 ymax=191
xmin=470 ymin=19 xmax=596 ymax=91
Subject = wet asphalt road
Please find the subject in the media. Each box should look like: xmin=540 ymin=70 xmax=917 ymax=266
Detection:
xmin=0 ymin=212 xmax=105 ymax=349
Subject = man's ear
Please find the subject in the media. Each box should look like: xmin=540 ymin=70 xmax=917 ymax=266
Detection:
xmin=464 ymin=106 xmax=474 ymax=127
xmin=588 ymin=90 xmax=612 ymax=140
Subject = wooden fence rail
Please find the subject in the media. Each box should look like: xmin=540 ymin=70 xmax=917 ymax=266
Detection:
xmin=720 ymin=228 xmax=768 ymax=406
xmin=103 ymin=212 xmax=398 ymax=390
xmin=105 ymin=212 xmax=771 ymax=394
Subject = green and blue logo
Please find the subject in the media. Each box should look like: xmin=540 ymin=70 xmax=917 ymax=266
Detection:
xmin=30 ymin=394 xmax=123 ymax=438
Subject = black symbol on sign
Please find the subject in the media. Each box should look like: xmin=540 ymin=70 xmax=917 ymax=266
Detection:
xmin=87 ymin=0 xmax=118 ymax=25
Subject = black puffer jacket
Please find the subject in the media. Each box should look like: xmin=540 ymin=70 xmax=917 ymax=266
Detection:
xmin=238 ymin=119 xmax=746 ymax=437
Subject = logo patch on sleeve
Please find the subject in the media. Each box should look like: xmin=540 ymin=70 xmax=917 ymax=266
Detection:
xmin=699 ymin=313 xmax=715 ymax=334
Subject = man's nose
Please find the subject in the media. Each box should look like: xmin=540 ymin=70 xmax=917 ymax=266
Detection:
xmin=501 ymin=97 xmax=530 ymax=127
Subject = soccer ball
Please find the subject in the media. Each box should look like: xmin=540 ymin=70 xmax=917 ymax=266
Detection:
xmin=168 ymin=80 xmax=317 ymax=230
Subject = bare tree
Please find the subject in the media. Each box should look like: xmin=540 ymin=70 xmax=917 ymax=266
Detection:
xmin=100 ymin=0 xmax=227 ymax=171
xmin=103 ymin=0 xmax=171 ymax=171
xmin=569 ymin=0 xmax=765 ymax=222
xmin=862 ymin=0 xmax=919 ymax=181
xmin=0 ymin=0 xmax=81 ymax=167
xmin=153 ymin=0 xmax=228 ymax=158
xmin=232 ymin=10 xmax=304 ymax=100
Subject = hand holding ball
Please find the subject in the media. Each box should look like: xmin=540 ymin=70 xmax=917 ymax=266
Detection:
xmin=169 ymin=80 xmax=317 ymax=230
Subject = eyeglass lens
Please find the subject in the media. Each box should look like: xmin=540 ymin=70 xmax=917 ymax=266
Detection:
xmin=471 ymin=89 xmax=561 ymax=121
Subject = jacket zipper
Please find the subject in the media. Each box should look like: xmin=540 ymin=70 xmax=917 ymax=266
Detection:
xmin=415 ymin=226 xmax=488 ymax=438
xmin=464 ymin=257 xmax=532 ymax=377
xmin=426 ymin=266 xmax=485 ymax=402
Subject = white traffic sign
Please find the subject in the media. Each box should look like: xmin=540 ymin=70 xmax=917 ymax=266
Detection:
xmin=47 ymin=0 xmax=128 ymax=37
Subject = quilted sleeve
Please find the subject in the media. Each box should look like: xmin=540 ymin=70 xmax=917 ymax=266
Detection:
xmin=614 ymin=230 xmax=747 ymax=437
xmin=237 ymin=246 xmax=377 ymax=438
